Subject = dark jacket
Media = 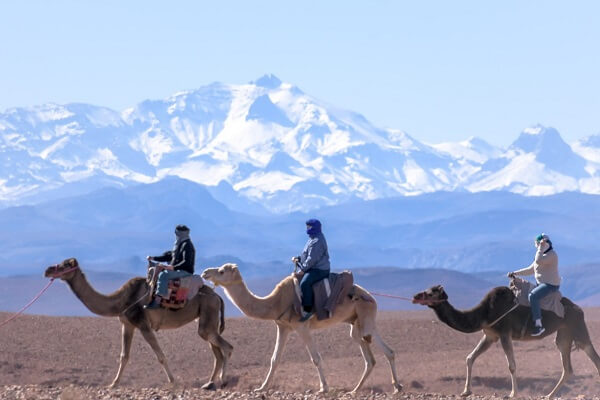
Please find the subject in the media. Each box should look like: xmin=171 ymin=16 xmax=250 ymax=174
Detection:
xmin=153 ymin=239 xmax=196 ymax=274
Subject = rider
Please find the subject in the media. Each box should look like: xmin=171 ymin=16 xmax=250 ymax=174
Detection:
xmin=508 ymin=233 xmax=561 ymax=336
xmin=292 ymin=219 xmax=330 ymax=322
xmin=144 ymin=224 xmax=196 ymax=309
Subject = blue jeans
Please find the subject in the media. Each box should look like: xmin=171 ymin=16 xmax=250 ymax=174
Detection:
xmin=529 ymin=283 xmax=559 ymax=322
xmin=156 ymin=270 xmax=191 ymax=297
xmin=300 ymin=268 xmax=330 ymax=309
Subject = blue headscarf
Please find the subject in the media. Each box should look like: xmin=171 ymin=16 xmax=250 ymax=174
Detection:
xmin=305 ymin=219 xmax=322 ymax=237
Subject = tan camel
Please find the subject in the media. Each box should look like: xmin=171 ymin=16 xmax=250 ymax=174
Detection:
xmin=413 ymin=284 xmax=600 ymax=398
xmin=44 ymin=258 xmax=233 ymax=389
xmin=201 ymin=263 xmax=402 ymax=393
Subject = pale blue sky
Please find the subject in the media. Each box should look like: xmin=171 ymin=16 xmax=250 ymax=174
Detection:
xmin=1 ymin=1 xmax=599 ymax=145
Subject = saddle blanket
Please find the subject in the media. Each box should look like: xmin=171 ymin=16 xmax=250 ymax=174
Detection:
xmin=510 ymin=276 xmax=564 ymax=318
xmin=293 ymin=270 xmax=354 ymax=320
xmin=147 ymin=265 xmax=204 ymax=309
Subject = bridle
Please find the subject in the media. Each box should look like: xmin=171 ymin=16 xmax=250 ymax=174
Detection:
xmin=412 ymin=293 xmax=447 ymax=307
xmin=48 ymin=264 xmax=80 ymax=280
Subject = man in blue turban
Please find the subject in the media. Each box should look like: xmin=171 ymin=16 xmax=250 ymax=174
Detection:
xmin=292 ymin=219 xmax=331 ymax=322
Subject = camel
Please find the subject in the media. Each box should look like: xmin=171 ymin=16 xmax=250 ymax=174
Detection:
xmin=44 ymin=258 xmax=233 ymax=389
xmin=412 ymin=283 xmax=600 ymax=398
xmin=201 ymin=263 xmax=402 ymax=394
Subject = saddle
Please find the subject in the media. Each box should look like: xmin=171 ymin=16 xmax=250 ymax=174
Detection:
xmin=147 ymin=264 xmax=204 ymax=310
xmin=510 ymin=276 xmax=564 ymax=318
xmin=293 ymin=271 xmax=354 ymax=320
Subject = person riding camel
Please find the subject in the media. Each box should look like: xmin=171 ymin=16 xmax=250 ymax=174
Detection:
xmin=291 ymin=219 xmax=331 ymax=322
xmin=144 ymin=224 xmax=196 ymax=309
xmin=508 ymin=233 xmax=561 ymax=336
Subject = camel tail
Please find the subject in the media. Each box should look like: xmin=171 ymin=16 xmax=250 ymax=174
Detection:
xmin=219 ymin=294 xmax=225 ymax=334
xmin=563 ymin=298 xmax=592 ymax=350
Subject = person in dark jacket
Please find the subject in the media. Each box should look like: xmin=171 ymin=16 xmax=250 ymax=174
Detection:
xmin=292 ymin=219 xmax=330 ymax=322
xmin=144 ymin=224 xmax=196 ymax=309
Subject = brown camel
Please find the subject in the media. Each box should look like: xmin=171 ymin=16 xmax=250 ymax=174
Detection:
xmin=412 ymin=283 xmax=600 ymax=398
xmin=201 ymin=263 xmax=402 ymax=394
xmin=44 ymin=258 xmax=233 ymax=389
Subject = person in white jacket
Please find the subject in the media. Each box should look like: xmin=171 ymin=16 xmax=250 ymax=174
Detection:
xmin=508 ymin=233 xmax=561 ymax=336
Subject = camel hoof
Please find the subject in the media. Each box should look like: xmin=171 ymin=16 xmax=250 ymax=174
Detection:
xmin=394 ymin=383 xmax=403 ymax=393
xmin=107 ymin=383 xmax=117 ymax=389
xmin=318 ymin=387 xmax=329 ymax=394
xmin=461 ymin=390 xmax=472 ymax=397
xmin=201 ymin=382 xmax=217 ymax=391
xmin=253 ymin=386 xmax=267 ymax=393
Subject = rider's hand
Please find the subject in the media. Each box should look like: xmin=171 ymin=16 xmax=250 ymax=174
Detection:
xmin=507 ymin=272 xmax=516 ymax=278
xmin=146 ymin=256 xmax=153 ymax=261
xmin=291 ymin=256 xmax=300 ymax=263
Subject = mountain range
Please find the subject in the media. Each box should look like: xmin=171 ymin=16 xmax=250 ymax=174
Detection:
xmin=1 ymin=74 xmax=600 ymax=214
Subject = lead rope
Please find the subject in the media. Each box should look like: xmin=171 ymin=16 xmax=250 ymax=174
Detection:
xmin=0 ymin=265 xmax=79 ymax=330
xmin=0 ymin=279 xmax=56 ymax=330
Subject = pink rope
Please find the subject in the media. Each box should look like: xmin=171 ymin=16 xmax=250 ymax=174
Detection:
xmin=0 ymin=278 xmax=56 ymax=330
xmin=370 ymin=292 xmax=414 ymax=302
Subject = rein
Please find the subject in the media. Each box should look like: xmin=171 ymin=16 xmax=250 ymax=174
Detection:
xmin=370 ymin=291 xmax=446 ymax=306
xmin=0 ymin=265 xmax=79 ymax=330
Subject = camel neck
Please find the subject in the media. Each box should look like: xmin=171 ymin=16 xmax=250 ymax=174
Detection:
xmin=223 ymin=279 xmax=290 ymax=320
xmin=66 ymin=270 xmax=128 ymax=317
xmin=431 ymin=301 xmax=485 ymax=333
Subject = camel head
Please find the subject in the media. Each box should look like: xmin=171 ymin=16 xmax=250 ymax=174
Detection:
xmin=201 ymin=263 xmax=243 ymax=287
xmin=44 ymin=258 xmax=80 ymax=280
xmin=412 ymin=285 xmax=448 ymax=307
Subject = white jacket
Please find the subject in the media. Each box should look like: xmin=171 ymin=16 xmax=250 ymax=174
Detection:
xmin=514 ymin=243 xmax=561 ymax=286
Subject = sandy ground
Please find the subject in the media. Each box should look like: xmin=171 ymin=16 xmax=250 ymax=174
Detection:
xmin=1 ymin=310 xmax=600 ymax=399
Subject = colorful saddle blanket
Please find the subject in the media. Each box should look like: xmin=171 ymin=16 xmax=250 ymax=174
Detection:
xmin=510 ymin=276 xmax=564 ymax=318
xmin=147 ymin=266 xmax=204 ymax=310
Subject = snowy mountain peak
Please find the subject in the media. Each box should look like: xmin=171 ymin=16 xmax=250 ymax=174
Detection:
xmin=1 ymin=78 xmax=599 ymax=213
xmin=432 ymin=136 xmax=500 ymax=164
xmin=252 ymin=74 xmax=283 ymax=89
xmin=510 ymin=125 xmax=567 ymax=154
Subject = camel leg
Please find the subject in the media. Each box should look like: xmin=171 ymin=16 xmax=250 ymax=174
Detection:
xmin=499 ymin=335 xmax=517 ymax=398
xmin=462 ymin=334 xmax=495 ymax=397
xmin=108 ymin=322 xmax=135 ymax=388
xmin=372 ymin=330 xmax=403 ymax=393
xmin=547 ymin=329 xmax=573 ymax=398
xmin=197 ymin=298 xmax=234 ymax=389
xmin=297 ymin=325 xmax=329 ymax=393
xmin=139 ymin=328 xmax=175 ymax=384
xmin=255 ymin=324 xmax=291 ymax=392
xmin=349 ymin=322 xmax=376 ymax=394
xmin=201 ymin=344 xmax=223 ymax=391
xmin=578 ymin=334 xmax=600 ymax=375
xmin=198 ymin=330 xmax=233 ymax=389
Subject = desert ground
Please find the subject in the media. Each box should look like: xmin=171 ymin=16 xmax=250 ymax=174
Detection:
xmin=1 ymin=309 xmax=600 ymax=400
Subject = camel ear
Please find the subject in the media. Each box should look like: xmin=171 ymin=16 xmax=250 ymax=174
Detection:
xmin=68 ymin=258 xmax=78 ymax=267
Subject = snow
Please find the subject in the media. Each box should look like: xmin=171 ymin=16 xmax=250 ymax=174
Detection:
xmin=233 ymin=171 xmax=305 ymax=194
xmin=0 ymin=75 xmax=597 ymax=211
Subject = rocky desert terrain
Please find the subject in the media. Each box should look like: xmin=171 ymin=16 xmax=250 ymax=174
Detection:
xmin=1 ymin=310 xmax=600 ymax=399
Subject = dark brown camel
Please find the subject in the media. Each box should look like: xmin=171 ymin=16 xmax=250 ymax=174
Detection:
xmin=44 ymin=258 xmax=233 ymax=389
xmin=412 ymin=283 xmax=600 ymax=398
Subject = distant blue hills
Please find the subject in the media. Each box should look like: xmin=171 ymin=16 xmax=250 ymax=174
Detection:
xmin=1 ymin=177 xmax=599 ymax=277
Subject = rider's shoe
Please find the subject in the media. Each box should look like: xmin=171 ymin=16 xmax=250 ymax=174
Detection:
xmin=144 ymin=297 xmax=162 ymax=310
xmin=531 ymin=325 xmax=545 ymax=336
xmin=299 ymin=310 xmax=314 ymax=322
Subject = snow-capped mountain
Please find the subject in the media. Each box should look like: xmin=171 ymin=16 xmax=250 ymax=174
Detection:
xmin=0 ymin=75 xmax=598 ymax=212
